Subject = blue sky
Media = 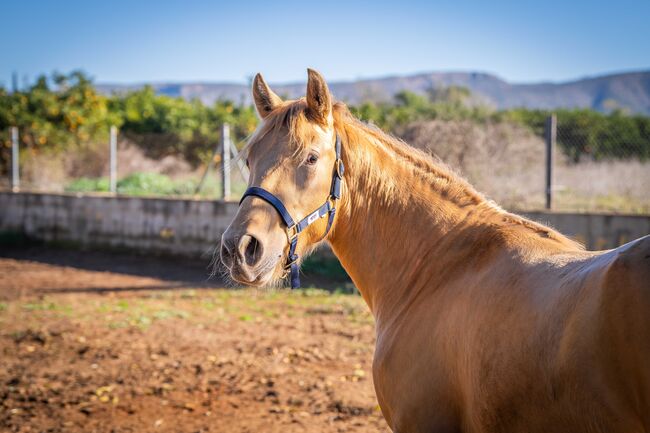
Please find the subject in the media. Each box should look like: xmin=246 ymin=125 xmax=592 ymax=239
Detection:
xmin=2 ymin=0 xmax=649 ymax=86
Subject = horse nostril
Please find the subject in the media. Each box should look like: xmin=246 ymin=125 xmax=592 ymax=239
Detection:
xmin=220 ymin=237 xmax=235 ymax=268
xmin=239 ymin=234 xmax=264 ymax=267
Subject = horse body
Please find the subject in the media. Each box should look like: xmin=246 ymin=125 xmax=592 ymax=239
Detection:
xmin=221 ymin=70 xmax=650 ymax=432
xmin=366 ymin=238 xmax=650 ymax=432
xmin=327 ymin=117 xmax=650 ymax=431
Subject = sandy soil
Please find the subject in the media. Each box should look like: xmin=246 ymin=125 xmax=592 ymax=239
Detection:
xmin=0 ymin=246 xmax=389 ymax=433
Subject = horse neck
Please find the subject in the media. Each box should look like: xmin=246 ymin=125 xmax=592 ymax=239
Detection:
xmin=327 ymin=122 xmax=503 ymax=322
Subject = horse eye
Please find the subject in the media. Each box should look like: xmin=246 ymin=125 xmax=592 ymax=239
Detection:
xmin=245 ymin=159 xmax=250 ymax=168
xmin=306 ymin=153 xmax=319 ymax=165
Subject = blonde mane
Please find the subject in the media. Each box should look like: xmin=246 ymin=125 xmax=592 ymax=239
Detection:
xmin=333 ymin=102 xmax=486 ymax=208
xmin=330 ymin=103 xmax=580 ymax=248
xmin=244 ymin=99 xmax=321 ymax=160
xmin=246 ymin=99 xmax=581 ymax=249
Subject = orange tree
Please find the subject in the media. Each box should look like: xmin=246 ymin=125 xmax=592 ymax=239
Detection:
xmin=0 ymin=71 xmax=119 ymax=176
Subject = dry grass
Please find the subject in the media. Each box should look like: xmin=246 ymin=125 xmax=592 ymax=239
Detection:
xmin=402 ymin=120 xmax=650 ymax=213
xmin=402 ymin=120 xmax=546 ymax=209
xmin=15 ymin=139 xmax=194 ymax=192
xmin=553 ymin=160 xmax=650 ymax=213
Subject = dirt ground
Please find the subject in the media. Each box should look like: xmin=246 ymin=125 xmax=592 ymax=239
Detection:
xmin=0 ymin=246 xmax=389 ymax=433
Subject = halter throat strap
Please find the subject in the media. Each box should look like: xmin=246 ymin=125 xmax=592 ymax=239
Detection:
xmin=239 ymin=134 xmax=344 ymax=289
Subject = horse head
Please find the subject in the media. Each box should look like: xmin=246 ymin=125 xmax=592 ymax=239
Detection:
xmin=220 ymin=69 xmax=342 ymax=287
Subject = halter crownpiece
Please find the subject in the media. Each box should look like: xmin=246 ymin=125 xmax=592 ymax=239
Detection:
xmin=239 ymin=134 xmax=344 ymax=289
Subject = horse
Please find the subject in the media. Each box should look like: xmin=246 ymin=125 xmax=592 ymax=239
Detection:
xmin=220 ymin=69 xmax=650 ymax=432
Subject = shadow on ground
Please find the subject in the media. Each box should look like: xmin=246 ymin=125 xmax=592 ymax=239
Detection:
xmin=0 ymin=243 xmax=353 ymax=296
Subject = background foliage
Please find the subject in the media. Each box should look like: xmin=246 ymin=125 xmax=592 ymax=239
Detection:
xmin=0 ymin=71 xmax=258 ymax=173
xmin=2 ymin=71 xmax=650 ymax=181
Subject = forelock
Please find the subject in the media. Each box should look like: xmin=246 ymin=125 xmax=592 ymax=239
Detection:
xmin=244 ymin=99 xmax=321 ymax=160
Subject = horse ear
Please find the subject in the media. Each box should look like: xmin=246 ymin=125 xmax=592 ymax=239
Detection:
xmin=252 ymin=73 xmax=282 ymax=119
xmin=306 ymin=68 xmax=332 ymax=124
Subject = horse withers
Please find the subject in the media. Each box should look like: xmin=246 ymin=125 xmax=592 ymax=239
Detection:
xmin=220 ymin=69 xmax=650 ymax=432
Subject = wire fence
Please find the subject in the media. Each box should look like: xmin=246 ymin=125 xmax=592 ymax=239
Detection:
xmin=2 ymin=116 xmax=650 ymax=214
xmin=552 ymin=116 xmax=650 ymax=213
xmin=0 ymin=124 xmax=249 ymax=200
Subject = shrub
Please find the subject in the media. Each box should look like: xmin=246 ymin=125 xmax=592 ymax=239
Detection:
xmin=65 ymin=172 xmax=198 ymax=196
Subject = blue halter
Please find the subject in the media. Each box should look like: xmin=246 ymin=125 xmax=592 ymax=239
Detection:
xmin=239 ymin=134 xmax=344 ymax=289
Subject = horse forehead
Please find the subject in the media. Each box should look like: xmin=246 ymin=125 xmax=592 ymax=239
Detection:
xmin=248 ymin=112 xmax=333 ymax=163
xmin=248 ymin=132 xmax=291 ymax=163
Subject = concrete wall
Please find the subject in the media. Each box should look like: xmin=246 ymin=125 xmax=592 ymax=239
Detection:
xmin=1 ymin=192 xmax=649 ymax=256
xmin=521 ymin=210 xmax=650 ymax=250
xmin=0 ymin=192 xmax=238 ymax=257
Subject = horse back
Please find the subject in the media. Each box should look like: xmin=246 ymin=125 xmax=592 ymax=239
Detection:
xmin=454 ymin=236 xmax=650 ymax=431
xmin=454 ymin=234 xmax=650 ymax=432
xmin=595 ymin=235 xmax=650 ymax=422
xmin=603 ymin=234 xmax=650 ymax=290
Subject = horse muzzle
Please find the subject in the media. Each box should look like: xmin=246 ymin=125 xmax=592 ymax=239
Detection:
xmin=220 ymin=231 xmax=277 ymax=286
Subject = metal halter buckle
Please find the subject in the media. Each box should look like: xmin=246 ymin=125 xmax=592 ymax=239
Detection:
xmin=335 ymin=159 xmax=345 ymax=179
xmin=286 ymin=225 xmax=298 ymax=243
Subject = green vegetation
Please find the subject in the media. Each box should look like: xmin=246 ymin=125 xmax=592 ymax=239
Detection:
xmin=4 ymin=288 xmax=371 ymax=332
xmin=64 ymin=177 xmax=110 ymax=193
xmin=350 ymin=87 xmax=494 ymax=133
xmin=0 ymin=71 xmax=257 ymax=176
xmin=301 ymin=254 xmax=350 ymax=281
xmin=65 ymin=172 xmax=204 ymax=196
xmin=2 ymin=70 xmax=649 ymax=182
xmin=109 ymin=86 xmax=257 ymax=165
xmin=499 ymin=109 xmax=650 ymax=162
xmin=352 ymin=90 xmax=650 ymax=162
xmin=63 ymin=171 xmax=249 ymax=197
xmin=0 ymin=230 xmax=31 ymax=247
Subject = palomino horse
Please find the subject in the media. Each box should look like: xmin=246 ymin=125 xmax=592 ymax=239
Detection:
xmin=220 ymin=69 xmax=650 ymax=432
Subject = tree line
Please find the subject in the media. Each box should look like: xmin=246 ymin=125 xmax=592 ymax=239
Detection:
xmin=2 ymin=71 xmax=649 ymax=176
xmin=0 ymin=71 xmax=258 ymax=172
xmin=351 ymin=89 xmax=650 ymax=162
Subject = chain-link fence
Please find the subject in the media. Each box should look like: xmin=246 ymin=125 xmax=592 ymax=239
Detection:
xmin=2 ymin=114 xmax=650 ymax=214
xmin=399 ymin=113 xmax=650 ymax=214
xmin=553 ymin=114 xmax=650 ymax=213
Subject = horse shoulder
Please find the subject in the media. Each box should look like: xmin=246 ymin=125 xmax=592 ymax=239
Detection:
xmin=372 ymin=306 xmax=462 ymax=433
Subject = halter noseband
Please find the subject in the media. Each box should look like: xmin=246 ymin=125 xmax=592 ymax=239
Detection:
xmin=239 ymin=134 xmax=344 ymax=289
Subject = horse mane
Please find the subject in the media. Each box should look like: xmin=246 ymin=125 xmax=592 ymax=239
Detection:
xmin=332 ymin=102 xmax=486 ymax=208
xmin=246 ymin=99 xmax=582 ymax=250
xmin=331 ymin=102 xmax=583 ymax=250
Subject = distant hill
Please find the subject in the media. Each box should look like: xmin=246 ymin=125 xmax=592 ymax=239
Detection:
xmin=98 ymin=70 xmax=650 ymax=114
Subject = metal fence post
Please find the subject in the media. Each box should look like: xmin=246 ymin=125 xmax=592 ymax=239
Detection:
xmin=221 ymin=123 xmax=231 ymax=200
xmin=11 ymin=127 xmax=19 ymax=192
xmin=545 ymin=114 xmax=556 ymax=210
xmin=109 ymin=126 xmax=117 ymax=194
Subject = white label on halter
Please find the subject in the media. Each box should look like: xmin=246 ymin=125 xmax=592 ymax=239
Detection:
xmin=307 ymin=210 xmax=320 ymax=225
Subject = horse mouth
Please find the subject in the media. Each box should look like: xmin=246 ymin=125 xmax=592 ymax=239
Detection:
xmin=229 ymin=270 xmax=269 ymax=287
xmin=227 ymin=258 xmax=278 ymax=287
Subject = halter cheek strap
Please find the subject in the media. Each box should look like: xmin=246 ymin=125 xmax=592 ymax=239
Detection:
xmin=239 ymin=134 xmax=344 ymax=289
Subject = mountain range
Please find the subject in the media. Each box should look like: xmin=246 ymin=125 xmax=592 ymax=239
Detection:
xmin=98 ymin=70 xmax=650 ymax=114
